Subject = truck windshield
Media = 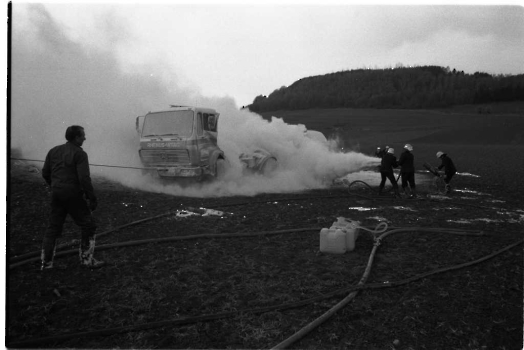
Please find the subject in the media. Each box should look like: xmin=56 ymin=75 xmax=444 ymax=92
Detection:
xmin=142 ymin=111 xmax=194 ymax=137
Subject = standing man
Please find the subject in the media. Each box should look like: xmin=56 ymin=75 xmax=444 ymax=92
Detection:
xmin=379 ymin=147 xmax=401 ymax=197
xmin=41 ymin=125 xmax=105 ymax=270
xmin=436 ymin=151 xmax=457 ymax=194
xmin=398 ymin=144 xmax=416 ymax=198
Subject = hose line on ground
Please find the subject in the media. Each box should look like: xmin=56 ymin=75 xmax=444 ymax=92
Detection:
xmin=10 ymin=193 xmax=356 ymax=264
xmin=9 ymin=228 xmax=323 ymax=269
xmin=8 ymin=232 xmax=521 ymax=349
xmin=9 ymin=225 xmax=487 ymax=270
xmin=8 ymin=211 xmax=178 ymax=264
xmin=268 ymin=227 xmax=507 ymax=350
xmin=345 ymin=180 xmax=506 ymax=210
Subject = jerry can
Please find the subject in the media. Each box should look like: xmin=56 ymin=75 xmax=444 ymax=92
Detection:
xmin=319 ymin=228 xmax=347 ymax=254
xmin=330 ymin=217 xmax=361 ymax=252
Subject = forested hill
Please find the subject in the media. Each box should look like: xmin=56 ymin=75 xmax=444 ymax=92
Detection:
xmin=246 ymin=66 xmax=524 ymax=112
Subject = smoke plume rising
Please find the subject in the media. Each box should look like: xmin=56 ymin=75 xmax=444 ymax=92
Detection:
xmin=11 ymin=4 xmax=380 ymax=198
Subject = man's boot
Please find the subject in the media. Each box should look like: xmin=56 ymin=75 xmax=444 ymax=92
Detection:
xmin=410 ymin=188 xmax=417 ymax=199
xmin=79 ymin=236 xmax=105 ymax=269
xmin=41 ymin=237 xmax=57 ymax=270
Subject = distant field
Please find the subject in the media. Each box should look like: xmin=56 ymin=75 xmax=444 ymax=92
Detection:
xmin=256 ymin=101 xmax=524 ymax=198
xmin=256 ymin=101 xmax=524 ymax=152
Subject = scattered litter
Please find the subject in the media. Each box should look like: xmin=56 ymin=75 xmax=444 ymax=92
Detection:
xmin=488 ymin=199 xmax=506 ymax=203
xmin=176 ymin=210 xmax=199 ymax=218
xmin=475 ymin=218 xmax=504 ymax=223
xmin=202 ymin=209 xmax=224 ymax=217
xmin=447 ymin=219 xmax=472 ymax=224
xmin=176 ymin=207 xmax=228 ymax=218
xmin=458 ymin=172 xmax=481 ymax=178
xmin=454 ymin=189 xmax=490 ymax=196
xmin=447 ymin=218 xmax=506 ymax=224
xmin=348 ymin=207 xmax=376 ymax=211
xmin=496 ymin=210 xmax=524 ymax=224
xmin=393 ymin=206 xmax=417 ymax=212
xmin=367 ymin=216 xmax=390 ymax=223
xmin=53 ymin=289 xmax=61 ymax=297
xmin=427 ymin=194 xmax=451 ymax=200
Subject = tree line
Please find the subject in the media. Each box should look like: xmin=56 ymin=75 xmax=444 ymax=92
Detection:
xmin=246 ymin=65 xmax=524 ymax=112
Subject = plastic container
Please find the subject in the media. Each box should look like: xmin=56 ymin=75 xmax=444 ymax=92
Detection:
xmin=319 ymin=228 xmax=347 ymax=254
xmin=325 ymin=217 xmax=361 ymax=252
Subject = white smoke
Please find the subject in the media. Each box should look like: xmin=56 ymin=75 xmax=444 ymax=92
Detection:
xmin=11 ymin=4 xmax=380 ymax=198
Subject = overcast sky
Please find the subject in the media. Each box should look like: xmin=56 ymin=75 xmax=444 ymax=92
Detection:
xmin=11 ymin=2 xmax=524 ymax=108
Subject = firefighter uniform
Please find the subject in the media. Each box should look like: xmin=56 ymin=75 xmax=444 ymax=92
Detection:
xmin=437 ymin=152 xmax=457 ymax=194
xmin=379 ymin=148 xmax=400 ymax=197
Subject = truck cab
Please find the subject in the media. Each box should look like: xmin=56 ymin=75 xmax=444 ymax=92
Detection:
xmin=136 ymin=106 xmax=225 ymax=179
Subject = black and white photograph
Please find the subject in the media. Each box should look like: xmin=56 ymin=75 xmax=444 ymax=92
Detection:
xmin=6 ymin=1 xmax=524 ymax=349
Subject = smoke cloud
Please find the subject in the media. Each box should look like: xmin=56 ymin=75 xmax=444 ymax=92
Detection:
xmin=11 ymin=4 xmax=380 ymax=198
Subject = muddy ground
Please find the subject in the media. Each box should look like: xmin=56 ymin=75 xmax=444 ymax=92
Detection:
xmin=7 ymin=144 xmax=524 ymax=349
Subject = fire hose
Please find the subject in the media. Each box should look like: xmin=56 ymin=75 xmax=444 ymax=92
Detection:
xmin=9 ymin=159 xmax=520 ymax=347
xmin=345 ymin=179 xmax=503 ymax=210
xmin=8 ymin=226 xmax=522 ymax=349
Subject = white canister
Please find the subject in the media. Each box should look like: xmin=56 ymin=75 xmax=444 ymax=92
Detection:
xmin=331 ymin=217 xmax=360 ymax=251
xmin=319 ymin=228 xmax=347 ymax=254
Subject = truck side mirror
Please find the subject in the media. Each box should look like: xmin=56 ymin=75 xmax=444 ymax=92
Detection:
xmin=136 ymin=116 xmax=145 ymax=134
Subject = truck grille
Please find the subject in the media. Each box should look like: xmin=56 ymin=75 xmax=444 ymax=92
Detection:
xmin=140 ymin=150 xmax=190 ymax=166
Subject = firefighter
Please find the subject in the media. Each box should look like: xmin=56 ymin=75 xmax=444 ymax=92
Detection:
xmin=379 ymin=147 xmax=401 ymax=197
xmin=375 ymin=145 xmax=389 ymax=158
xmin=40 ymin=125 xmax=105 ymax=270
xmin=398 ymin=144 xmax=416 ymax=198
xmin=436 ymin=151 xmax=457 ymax=194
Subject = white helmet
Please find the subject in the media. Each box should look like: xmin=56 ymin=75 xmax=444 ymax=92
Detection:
xmin=404 ymin=144 xmax=413 ymax=152
xmin=387 ymin=148 xmax=395 ymax=154
xmin=436 ymin=151 xmax=444 ymax=158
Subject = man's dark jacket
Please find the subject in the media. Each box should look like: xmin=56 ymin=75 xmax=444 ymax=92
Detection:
xmin=398 ymin=150 xmax=415 ymax=172
xmin=380 ymin=153 xmax=398 ymax=173
xmin=438 ymin=154 xmax=457 ymax=175
xmin=42 ymin=142 xmax=97 ymax=201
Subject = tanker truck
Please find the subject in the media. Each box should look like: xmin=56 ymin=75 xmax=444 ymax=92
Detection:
xmin=135 ymin=105 xmax=277 ymax=180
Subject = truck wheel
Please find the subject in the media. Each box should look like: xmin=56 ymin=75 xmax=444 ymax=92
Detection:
xmin=216 ymin=158 xmax=228 ymax=180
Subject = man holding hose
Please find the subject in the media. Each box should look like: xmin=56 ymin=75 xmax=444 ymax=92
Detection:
xmin=398 ymin=144 xmax=416 ymax=198
xmin=436 ymin=151 xmax=457 ymax=194
xmin=378 ymin=147 xmax=401 ymax=198
xmin=40 ymin=125 xmax=105 ymax=270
